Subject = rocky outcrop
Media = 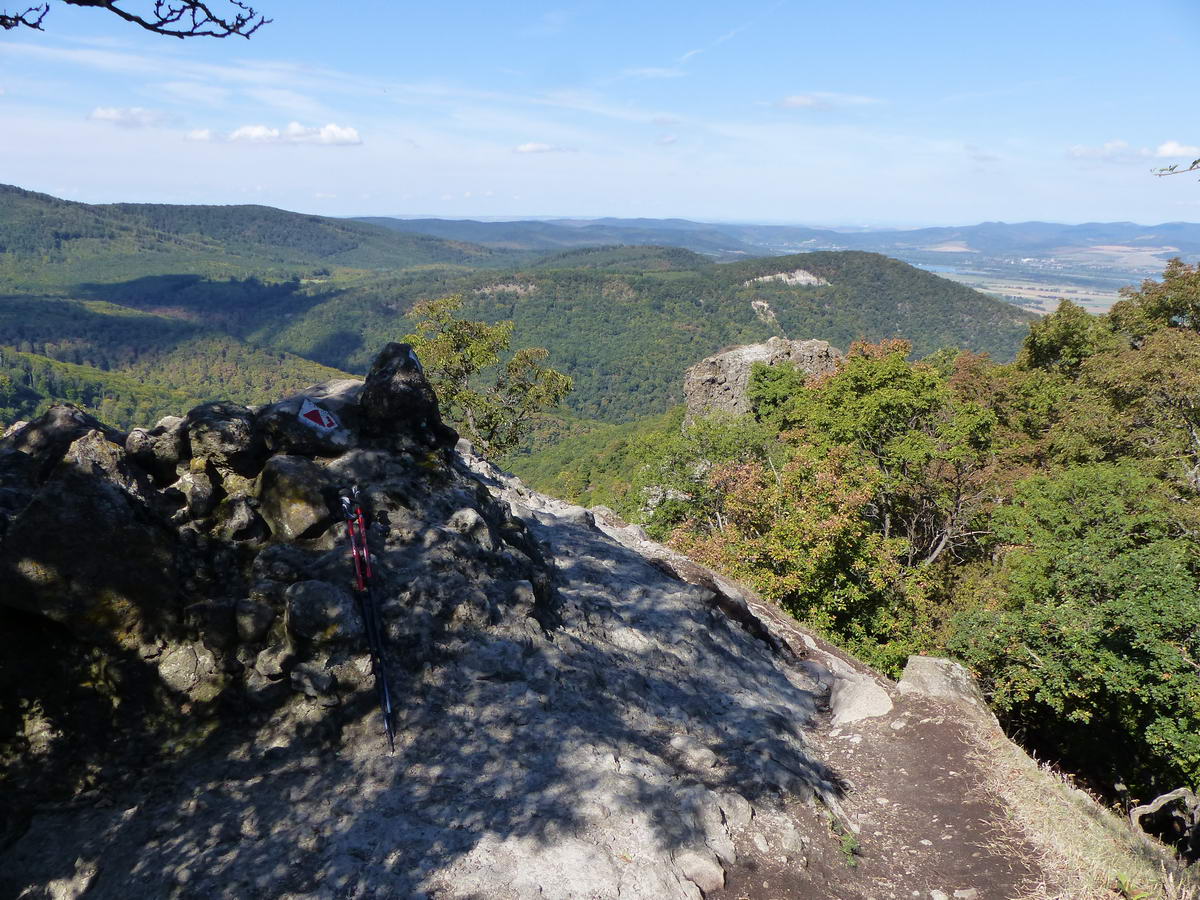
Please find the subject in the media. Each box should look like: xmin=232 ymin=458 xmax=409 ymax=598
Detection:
xmin=683 ymin=336 xmax=842 ymax=420
xmin=6 ymin=343 xmax=1149 ymax=899
xmin=0 ymin=345 xmax=850 ymax=900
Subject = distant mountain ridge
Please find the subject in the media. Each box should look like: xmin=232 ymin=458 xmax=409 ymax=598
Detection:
xmin=357 ymin=212 xmax=1200 ymax=258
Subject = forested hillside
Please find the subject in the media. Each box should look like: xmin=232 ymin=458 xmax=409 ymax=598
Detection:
xmin=214 ymin=249 xmax=1035 ymax=423
xmin=0 ymin=184 xmax=516 ymax=292
xmin=0 ymin=188 xmax=1032 ymax=437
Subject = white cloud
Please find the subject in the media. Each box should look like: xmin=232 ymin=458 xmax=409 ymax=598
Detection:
xmin=515 ymin=141 xmax=569 ymax=153
xmin=228 ymin=122 xmax=362 ymax=145
xmin=89 ymin=106 xmax=170 ymax=127
xmin=185 ymin=128 xmax=213 ymax=142
xmin=657 ymin=134 xmax=678 ymax=145
xmin=1155 ymin=140 xmax=1200 ymax=159
xmin=777 ymin=92 xmax=880 ymax=110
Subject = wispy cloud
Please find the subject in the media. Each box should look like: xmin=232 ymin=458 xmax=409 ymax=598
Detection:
xmin=514 ymin=142 xmax=572 ymax=153
xmin=244 ymin=87 xmax=326 ymax=117
xmin=678 ymin=0 xmax=786 ymax=64
xmin=89 ymin=106 xmax=171 ymax=127
xmin=620 ymin=67 xmax=686 ymax=80
xmin=228 ymin=122 xmax=362 ymax=145
xmin=1067 ymin=140 xmax=1150 ymax=163
xmin=160 ymin=81 xmax=231 ymax=107
xmin=656 ymin=134 xmax=679 ymax=145
xmin=185 ymin=128 xmax=214 ymax=142
xmin=777 ymin=92 xmax=880 ymax=110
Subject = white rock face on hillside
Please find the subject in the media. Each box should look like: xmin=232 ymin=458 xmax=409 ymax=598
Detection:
xmin=742 ymin=269 xmax=830 ymax=287
xmin=683 ymin=336 xmax=842 ymax=419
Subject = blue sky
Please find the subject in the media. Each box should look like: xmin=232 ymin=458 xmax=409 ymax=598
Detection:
xmin=1 ymin=0 xmax=1199 ymax=224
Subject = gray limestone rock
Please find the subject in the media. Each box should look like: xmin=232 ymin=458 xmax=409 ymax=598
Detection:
xmin=285 ymin=580 xmax=362 ymax=644
xmin=673 ymin=848 xmax=725 ymax=893
xmin=898 ymin=655 xmax=997 ymax=724
xmin=256 ymin=455 xmax=333 ymax=541
xmin=125 ymin=415 xmax=187 ymax=483
xmin=358 ymin=342 xmax=457 ymax=449
xmin=0 ymin=404 xmax=126 ymax=476
xmin=683 ymin=336 xmax=842 ymax=420
xmin=829 ymin=673 xmax=894 ymax=726
xmin=186 ymin=401 xmax=264 ymax=477
xmin=257 ymin=380 xmax=363 ymax=458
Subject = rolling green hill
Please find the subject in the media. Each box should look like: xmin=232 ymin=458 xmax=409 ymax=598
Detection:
xmin=226 ymin=248 xmax=1035 ymax=423
xmin=0 ymin=189 xmax=1036 ymax=437
xmin=0 ymin=184 xmax=517 ymax=293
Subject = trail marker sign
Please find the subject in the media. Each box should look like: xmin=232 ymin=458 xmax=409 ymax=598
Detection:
xmin=298 ymin=398 xmax=339 ymax=432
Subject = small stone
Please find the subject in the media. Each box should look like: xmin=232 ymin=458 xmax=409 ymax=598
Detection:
xmin=674 ymin=849 xmax=724 ymax=894
xmin=953 ymin=891 xmax=979 ymax=900
xmin=929 ymin=891 xmax=949 ymax=900
xmin=717 ymin=791 xmax=753 ymax=828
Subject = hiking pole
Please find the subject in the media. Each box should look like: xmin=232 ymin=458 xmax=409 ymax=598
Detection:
xmin=340 ymin=486 xmax=396 ymax=752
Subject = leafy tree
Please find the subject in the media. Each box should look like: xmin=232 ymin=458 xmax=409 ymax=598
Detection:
xmin=1017 ymin=298 xmax=1117 ymax=375
xmin=1109 ymin=258 xmax=1200 ymax=339
xmin=752 ymin=340 xmax=997 ymax=569
xmin=1 ymin=1 xmax=269 ymax=37
xmin=671 ymin=446 xmax=915 ymax=671
xmin=950 ymin=463 xmax=1200 ymax=796
xmin=403 ymin=295 xmax=572 ymax=457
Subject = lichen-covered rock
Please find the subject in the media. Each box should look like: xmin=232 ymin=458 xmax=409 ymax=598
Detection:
xmin=358 ymin=341 xmax=457 ymax=449
xmin=125 ymin=415 xmax=187 ymax=484
xmin=186 ymin=401 xmax=264 ymax=477
xmin=0 ymin=404 xmax=126 ymax=476
xmin=285 ymin=579 xmax=362 ymax=643
xmin=0 ymin=438 xmax=179 ymax=648
xmin=683 ymin=336 xmax=842 ymax=419
xmin=256 ymin=454 xmax=333 ymax=541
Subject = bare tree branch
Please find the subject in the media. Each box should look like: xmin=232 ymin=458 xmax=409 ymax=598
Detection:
xmin=1154 ymin=159 xmax=1200 ymax=178
xmin=0 ymin=4 xmax=48 ymax=30
xmin=1 ymin=1 xmax=270 ymax=37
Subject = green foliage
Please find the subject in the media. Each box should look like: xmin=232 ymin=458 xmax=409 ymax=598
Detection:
xmin=671 ymin=447 xmax=916 ymax=671
xmin=617 ymin=261 xmax=1200 ymax=800
xmin=950 ymin=464 xmax=1200 ymax=795
xmin=1109 ymin=257 xmax=1200 ymax=338
xmin=403 ymin=295 xmax=572 ymax=457
xmin=1018 ymin=298 xmax=1117 ymax=374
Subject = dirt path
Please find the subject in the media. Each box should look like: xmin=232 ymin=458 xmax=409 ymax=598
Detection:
xmin=710 ymin=601 xmax=1049 ymax=900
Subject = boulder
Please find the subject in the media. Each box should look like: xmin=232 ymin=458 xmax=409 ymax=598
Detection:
xmin=257 ymin=379 xmax=363 ymax=458
xmin=256 ymin=455 xmax=334 ymax=541
xmin=358 ymin=342 xmax=457 ymax=449
xmin=0 ymin=438 xmax=180 ymax=647
xmin=285 ymin=580 xmax=362 ymax=644
xmin=125 ymin=415 xmax=187 ymax=484
xmin=683 ymin=337 xmax=842 ymax=420
xmin=62 ymin=429 xmax=155 ymax=502
xmin=0 ymin=405 xmax=126 ymax=476
xmin=186 ymin=402 xmax=265 ymax=477
xmin=898 ymin=655 xmax=996 ymax=724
